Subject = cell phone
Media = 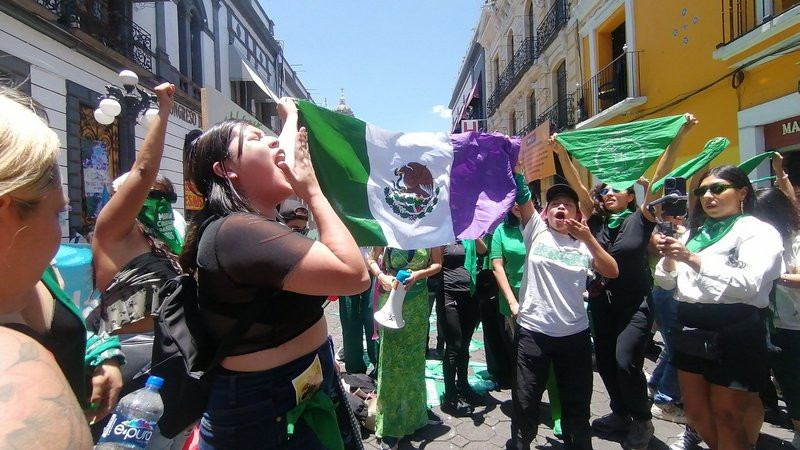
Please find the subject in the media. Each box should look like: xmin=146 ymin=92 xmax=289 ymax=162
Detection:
xmin=663 ymin=177 xmax=687 ymax=217
xmin=657 ymin=221 xmax=674 ymax=237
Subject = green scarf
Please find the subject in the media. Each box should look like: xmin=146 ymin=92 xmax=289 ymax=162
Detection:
xmin=686 ymin=214 xmax=744 ymax=253
xmin=463 ymin=240 xmax=478 ymax=296
xmin=137 ymin=198 xmax=183 ymax=254
xmin=606 ymin=209 xmax=633 ymax=229
xmin=285 ymin=390 xmax=344 ymax=450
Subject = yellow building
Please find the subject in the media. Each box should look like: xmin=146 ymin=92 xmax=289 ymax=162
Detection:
xmin=574 ymin=0 xmax=800 ymax=180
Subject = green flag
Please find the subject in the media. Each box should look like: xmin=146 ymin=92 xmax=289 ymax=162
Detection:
xmin=555 ymin=114 xmax=687 ymax=191
xmin=738 ymin=151 xmax=778 ymax=175
xmin=650 ymin=137 xmax=730 ymax=193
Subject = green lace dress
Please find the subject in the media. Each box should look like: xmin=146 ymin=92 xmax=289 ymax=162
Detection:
xmin=375 ymin=248 xmax=431 ymax=439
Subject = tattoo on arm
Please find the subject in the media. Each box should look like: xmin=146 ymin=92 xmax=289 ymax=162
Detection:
xmin=0 ymin=328 xmax=93 ymax=450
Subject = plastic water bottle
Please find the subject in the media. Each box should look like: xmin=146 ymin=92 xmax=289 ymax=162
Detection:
xmin=95 ymin=376 xmax=164 ymax=449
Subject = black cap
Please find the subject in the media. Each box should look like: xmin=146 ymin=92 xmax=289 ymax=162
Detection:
xmin=279 ymin=200 xmax=309 ymax=221
xmin=546 ymin=184 xmax=579 ymax=205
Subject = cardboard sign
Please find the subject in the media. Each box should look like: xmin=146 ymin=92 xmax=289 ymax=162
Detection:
xmin=520 ymin=120 xmax=556 ymax=182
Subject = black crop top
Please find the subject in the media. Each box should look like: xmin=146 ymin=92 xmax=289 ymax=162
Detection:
xmin=196 ymin=213 xmax=326 ymax=356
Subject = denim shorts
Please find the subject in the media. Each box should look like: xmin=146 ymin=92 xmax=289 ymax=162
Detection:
xmin=198 ymin=338 xmax=336 ymax=449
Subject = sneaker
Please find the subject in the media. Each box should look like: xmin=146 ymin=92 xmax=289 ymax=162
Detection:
xmin=379 ymin=437 xmax=399 ymax=450
xmin=623 ymin=419 xmax=654 ymax=450
xmin=669 ymin=426 xmax=702 ymax=450
xmin=592 ymin=413 xmax=632 ymax=434
xmin=651 ymin=402 xmax=688 ymax=424
xmin=426 ymin=409 xmax=443 ymax=425
xmin=440 ymin=396 xmax=473 ymax=417
xmin=459 ymin=386 xmax=486 ymax=406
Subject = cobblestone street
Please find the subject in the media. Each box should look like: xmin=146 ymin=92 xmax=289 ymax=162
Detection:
xmin=325 ymin=304 xmax=795 ymax=449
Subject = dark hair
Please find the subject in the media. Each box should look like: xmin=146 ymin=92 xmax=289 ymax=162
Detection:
xmin=503 ymin=210 xmax=520 ymax=228
xmin=179 ymin=119 xmax=257 ymax=273
xmin=687 ymin=165 xmax=756 ymax=234
xmin=753 ymin=187 xmax=800 ymax=241
xmin=592 ymin=183 xmax=637 ymax=215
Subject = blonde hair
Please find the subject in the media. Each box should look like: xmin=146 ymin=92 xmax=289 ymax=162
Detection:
xmin=0 ymin=88 xmax=61 ymax=211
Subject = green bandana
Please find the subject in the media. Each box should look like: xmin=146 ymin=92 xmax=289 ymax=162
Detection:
xmin=686 ymin=214 xmax=743 ymax=253
xmin=607 ymin=209 xmax=633 ymax=229
xmin=285 ymin=389 xmax=344 ymax=450
xmin=138 ymin=198 xmax=183 ymax=254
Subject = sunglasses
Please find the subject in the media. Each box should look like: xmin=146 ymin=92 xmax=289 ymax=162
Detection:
xmin=599 ymin=187 xmax=620 ymax=196
xmin=692 ymin=183 xmax=734 ymax=197
xmin=148 ymin=190 xmax=178 ymax=204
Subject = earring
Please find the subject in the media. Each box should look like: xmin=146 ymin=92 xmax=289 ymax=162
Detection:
xmin=740 ymin=199 xmax=744 ymax=213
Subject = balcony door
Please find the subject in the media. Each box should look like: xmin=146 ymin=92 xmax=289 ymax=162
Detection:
xmin=611 ymin=23 xmax=628 ymax=100
xmin=556 ymin=62 xmax=567 ymax=129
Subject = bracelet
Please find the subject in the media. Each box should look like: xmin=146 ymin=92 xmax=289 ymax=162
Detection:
xmin=781 ymin=174 xmax=790 ymax=180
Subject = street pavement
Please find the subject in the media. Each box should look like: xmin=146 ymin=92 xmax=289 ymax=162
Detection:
xmin=325 ymin=302 xmax=795 ymax=449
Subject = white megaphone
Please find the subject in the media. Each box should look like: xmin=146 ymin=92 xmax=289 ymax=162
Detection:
xmin=374 ymin=269 xmax=411 ymax=329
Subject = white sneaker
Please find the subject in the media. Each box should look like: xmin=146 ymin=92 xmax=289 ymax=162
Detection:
xmin=651 ymin=402 xmax=688 ymax=424
xmin=669 ymin=427 xmax=702 ymax=450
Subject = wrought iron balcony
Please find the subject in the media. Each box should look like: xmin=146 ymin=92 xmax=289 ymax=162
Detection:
xmin=33 ymin=0 xmax=153 ymax=72
xmin=578 ymin=51 xmax=640 ymax=120
xmin=517 ymin=118 xmax=538 ymax=137
xmin=486 ymin=37 xmax=538 ymax=117
xmin=720 ymin=0 xmax=800 ymax=45
xmin=536 ymin=93 xmax=576 ymax=133
xmin=537 ymin=0 xmax=570 ymax=55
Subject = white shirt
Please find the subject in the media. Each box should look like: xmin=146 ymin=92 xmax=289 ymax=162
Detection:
xmin=655 ymin=216 xmax=783 ymax=309
xmin=517 ymin=211 xmax=594 ymax=337
xmin=774 ymin=234 xmax=800 ymax=330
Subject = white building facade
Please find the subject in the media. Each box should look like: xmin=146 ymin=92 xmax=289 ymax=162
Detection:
xmin=0 ymin=0 xmax=310 ymax=238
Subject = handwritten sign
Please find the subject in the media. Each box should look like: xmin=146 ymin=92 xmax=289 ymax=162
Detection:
xmin=520 ymin=120 xmax=556 ymax=183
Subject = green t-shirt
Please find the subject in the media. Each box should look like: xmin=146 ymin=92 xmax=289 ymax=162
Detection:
xmin=490 ymin=223 xmax=526 ymax=316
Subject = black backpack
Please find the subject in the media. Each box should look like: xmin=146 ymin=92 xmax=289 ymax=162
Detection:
xmin=150 ymin=272 xmax=273 ymax=438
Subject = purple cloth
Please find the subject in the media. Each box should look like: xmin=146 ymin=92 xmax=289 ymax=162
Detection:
xmin=449 ymin=132 xmax=520 ymax=240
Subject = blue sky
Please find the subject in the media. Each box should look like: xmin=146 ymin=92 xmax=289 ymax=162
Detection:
xmin=260 ymin=1 xmax=485 ymax=133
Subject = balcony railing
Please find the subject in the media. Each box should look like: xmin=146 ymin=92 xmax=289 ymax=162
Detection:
xmin=33 ymin=0 xmax=153 ymax=71
xmin=537 ymin=93 xmax=576 ymax=133
xmin=487 ymin=37 xmax=538 ymax=116
xmin=517 ymin=118 xmax=538 ymax=137
xmin=720 ymin=0 xmax=800 ymax=45
xmin=537 ymin=0 xmax=570 ymax=54
xmin=578 ymin=51 xmax=640 ymax=119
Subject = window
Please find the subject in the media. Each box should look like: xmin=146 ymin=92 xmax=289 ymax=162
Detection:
xmin=510 ymin=111 xmax=517 ymax=135
xmin=528 ymin=90 xmax=536 ymax=124
xmin=507 ymin=30 xmax=515 ymax=70
xmin=177 ymin=0 xmax=205 ymax=98
xmin=493 ymin=56 xmax=500 ymax=90
xmin=555 ymin=61 xmax=567 ymax=128
xmin=527 ymin=1 xmax=535 ymax=39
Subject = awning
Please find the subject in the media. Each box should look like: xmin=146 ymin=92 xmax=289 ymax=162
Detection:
xmin=228 ymin=45 xmax=279 ymax=102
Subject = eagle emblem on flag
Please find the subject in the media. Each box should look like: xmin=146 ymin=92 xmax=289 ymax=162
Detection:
xmin=383 ymin=162 xmax=441 ymax=221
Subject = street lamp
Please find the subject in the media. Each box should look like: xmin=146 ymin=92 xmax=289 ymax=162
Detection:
xmin=93 ymin=70 xmax=160 ymax=128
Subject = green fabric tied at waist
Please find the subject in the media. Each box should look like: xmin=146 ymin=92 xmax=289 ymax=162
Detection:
xmin=285 ymin=389 xmax=343 ymax=450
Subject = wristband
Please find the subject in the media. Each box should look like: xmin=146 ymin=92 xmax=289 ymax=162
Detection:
xmin=514 ymin=172 xmax=531 ymax=205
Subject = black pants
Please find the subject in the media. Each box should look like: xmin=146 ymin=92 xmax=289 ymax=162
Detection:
xmin=509 ymin=327 xmax=593 ymax=450
xmin=437 ymin=288 xmax=479 ymax=397
xmin=591 ymin=292 xmax=653 ymax=420
xmin=476 ymin=277 xmax=514 ymax=387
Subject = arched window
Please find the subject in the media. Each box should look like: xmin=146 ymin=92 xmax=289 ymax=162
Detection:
xmin=526 ymin=1 xmax=535 ymax=39
xmin=510 ymin=110 xmax=517 ymax=136
xmin=507 ymin=30 xmax=515 ymax=69
xmin=177 ymin=0 xmax=206 ymax=98
xmin=555 ymin=61 xmax=567 ymax=129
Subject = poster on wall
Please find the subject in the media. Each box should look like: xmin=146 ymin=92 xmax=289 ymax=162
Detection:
xmin=520 ymin=120 xmax=556 ymax=183
xmin=81 ymin=139 xmax=112 ymax=221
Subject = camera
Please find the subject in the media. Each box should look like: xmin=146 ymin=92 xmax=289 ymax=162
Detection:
xmin=663 ymin=177 xmax=687 ymax=217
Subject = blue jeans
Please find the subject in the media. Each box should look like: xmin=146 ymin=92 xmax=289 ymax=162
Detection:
xmin=199 ymin=339 xmax=336 ymax=449
xmin=649 ymin=287 xmax=681 ymax=404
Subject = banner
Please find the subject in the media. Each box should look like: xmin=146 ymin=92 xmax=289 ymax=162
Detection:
xmin=81 ymin=140 xmax=112 ymax=221
xmin=520 ymin=120 xmax=556 ymax=183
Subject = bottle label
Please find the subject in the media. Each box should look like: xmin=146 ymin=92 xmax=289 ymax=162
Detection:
xmin=98 ymin=412 xmax=157 ymax=448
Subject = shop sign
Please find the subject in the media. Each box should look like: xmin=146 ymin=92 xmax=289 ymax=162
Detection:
xmin=765 ymin=114 xmax=800 ymax=149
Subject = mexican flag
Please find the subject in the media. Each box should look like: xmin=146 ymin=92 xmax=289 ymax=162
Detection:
xmin=297 ymin=100 xmax=520 ymax=250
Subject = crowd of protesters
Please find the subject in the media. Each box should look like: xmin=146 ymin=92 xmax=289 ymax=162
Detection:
xmin=1 ymin=80 xmax=799 ymax=450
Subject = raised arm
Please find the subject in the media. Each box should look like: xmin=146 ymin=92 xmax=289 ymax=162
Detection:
xmin=642 ymin=113 xmax=698 ymax=222
xmin=93 ymin=83 xmax=175 ymax=243
xmin=550 ymin=137 xmax=594 ymax=218
xmin=513 ymin=160 xmax=536 ymax=227
xmin=772 ymin=153 xmax=798 ymax=208
xmin=281 ymin=126 xmax=370 ymax=296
